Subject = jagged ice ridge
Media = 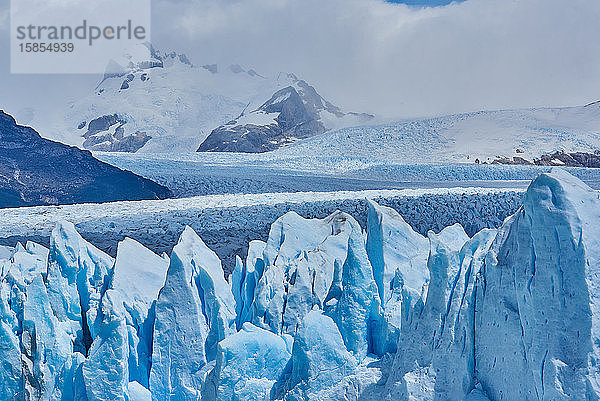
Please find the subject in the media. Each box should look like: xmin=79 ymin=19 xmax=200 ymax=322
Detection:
xmin=0 ymin=168 xmax=599 ymax=400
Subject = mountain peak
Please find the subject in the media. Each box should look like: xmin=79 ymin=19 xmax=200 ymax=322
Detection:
xmin=49 ymin=45 xmax=371 ymax=153
xmin=0 ymin=111 xmax=172 ymax=207
xmin=197 ymin=79 xmax=373 ymax=153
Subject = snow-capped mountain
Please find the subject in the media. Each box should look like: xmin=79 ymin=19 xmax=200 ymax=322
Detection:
xmin=274 ymin=101 xmax=600 ymax=164
xmin=56 ymin=43 xmax=370 ymax=153
xmin=197 ymin=77 xmax=373 ymax=153
xmin=0 ymin=110 xmax=172 ymax=208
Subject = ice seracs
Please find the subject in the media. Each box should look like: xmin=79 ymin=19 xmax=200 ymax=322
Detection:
xmin=22 ymin=275 xmax=73 ymax=400
xmin=110 ymin=237 xmax=169 ymax=388
xmin=191 ymin=234 xmax=236 ymax=361
xmin=0 ymin=277 xmax=22 ymax=400
xmin=45 ymin=221 xmax=114 ymax=353
xmin=149 ymin=227 xmax=211 ymax=400
xmin=366 ymin=199 xmax=429 ymax=304
xmin=0 ymin=241 xmax=49 ymax=287
xmin=236 ymin=240 xmax=267 ymax=328
xmin=128 ymin=381 xmax=152 ymax=401
xmin=2 ymin=168 xmax=600 ymax=401
xmin=83 ymin=290 xmax=130 ymax=401
xmin=476 ymin=168 xmax=600 ymax=400
xmin=333 ymin=213 xmax=385 ymax=360
xmin=150 ymin=226 xmax=236 ymax=399
xmin=251 ymin=211 xmax=352 ymax=336
xmin=285 ymin=309 xmax=357 ymax=400
xmin=385 ymin=228 xmax=494 ymax=401
xmin=204 ymin=322 xmax=292 ymax=401
xmin=366 ymin=199 xmax=430 ymax=353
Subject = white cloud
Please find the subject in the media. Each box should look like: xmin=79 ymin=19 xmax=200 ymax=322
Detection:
xmin=1 ymin=0 xmax=600 ymax=121
xmin=149 ymin=0 xmax=600 ymax=118
xmin=0 ymin=6 xmax=8 ymax=31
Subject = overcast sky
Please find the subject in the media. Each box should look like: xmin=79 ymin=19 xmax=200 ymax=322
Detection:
xmin=1 ymin=0 xmax=600 ymax=121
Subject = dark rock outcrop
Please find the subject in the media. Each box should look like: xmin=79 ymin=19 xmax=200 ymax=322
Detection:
xmin=0 ymin=110 xmax=172 ymax=208
xmin=491 ymin=150 xmax=600 ymax=167
xmin=197 ymin=79 xmax=373 ymax=153
xmin=198 ymin=85 xmax=323 ymax=153
xmin=534 ymin=150 xmax=600 ymax=167
xmin=82 ymin=114 xmax=151 ymax=152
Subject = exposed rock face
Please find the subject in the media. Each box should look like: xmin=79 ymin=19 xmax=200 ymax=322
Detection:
xmin=0 ymin=110 xmax=172 ymax=208
xmin=198 ymin=85 xmax=322 ymax=153
xmin=81 ymin=114 xmax=151 ymax=152
xmin=197 ymin=79 xmax=373 ymax=153
xmin=492 ymin=150 xmax=600 ymax=167
xmin=535 ymin=150 xmax=600 ymax=167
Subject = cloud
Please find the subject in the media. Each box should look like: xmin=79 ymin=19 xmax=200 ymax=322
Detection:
xmin=1 ymin=0 xmax=600 ymax=121
xmin=149 ymin=0 xmax=600 ymax=118
xmin=0 ymin=4 xmax=8 ymax=30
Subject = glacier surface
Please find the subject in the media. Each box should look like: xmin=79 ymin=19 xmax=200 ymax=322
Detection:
xmin=0 ymin=168 xmax=599 ymax=400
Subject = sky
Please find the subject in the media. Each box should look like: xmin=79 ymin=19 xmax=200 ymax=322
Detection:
xmin=388 ymin=0 xmax=463 ymax=6
xmin=1 ymin=0 xmax=600 ymax=123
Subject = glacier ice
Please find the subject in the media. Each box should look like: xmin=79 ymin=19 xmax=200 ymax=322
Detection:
xmin=129 ymin=381 xmax=152 ymax=401
xmin=45 ymin=221 xmax=114 ymax=353
xmin=150 ymin=226 xmax=236 ymax=399
xmin=22 ymin=274 xmax=73 ymax=400
xmin=0 ymin=244 xmax=13 ymax=260
xmin=475 ymin=168 xmax=600 ymax=400
xmin=204 ymin=322 xmax=292 ymax=401
xmin=110 ymin=237 xmax=169 ymax=387
xmin=111 ymin=238 xmax=169 ymax=331
xmin=366 ymin=199 xmax=430 ymax=354
xmin=83 ymin=290 xmax=130 ymax=401
xmin=366 ymin=199 xmax=429 ymax=303
xmin=246 ymin=209 xmax=385 ymax=360
xmin=436 ymin=223 xmax=470 ymax=253
xmin=285 ymin=309 xmax=357 ymax=400
xmin=251 ymin=211 xmax=351 ymax=336
xmin=1 ymin=241 xmax=49 ymax=287
xmin=385 ymin=227 xmax=494 ymax=400
xmin=237 ymin=240 xmax=266 ymax=328
xmin=2 ymin=169 xmax=600 ymax=401
xmin=149 ymin=226 xmax=211 ymax=400
xmin=0 ymin=279 xmax=21 ymax=400
xmin=190 ymin=233 xmax=236 ymax=361
xmin=231 ymin=255 xmax=245 ymax=329
xmin=333 ymin=213 xmax=385 ymax=360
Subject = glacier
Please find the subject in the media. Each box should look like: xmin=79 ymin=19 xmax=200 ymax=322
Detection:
xmin=1 ymin=168 xmax=600 ymax=400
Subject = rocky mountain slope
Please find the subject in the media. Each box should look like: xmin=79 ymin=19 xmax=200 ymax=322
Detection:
xmin=0 ymin=110 xmax=172 ymax=208
xmin=0 ymin=169 xmax=599 ymax=400
xmin=197 ymin=77 xmax=373 ymax=153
